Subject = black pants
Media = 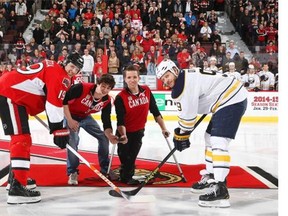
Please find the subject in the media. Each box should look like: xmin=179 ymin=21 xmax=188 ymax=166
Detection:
xmin=117 ymin=129 xmax=144 ymax=182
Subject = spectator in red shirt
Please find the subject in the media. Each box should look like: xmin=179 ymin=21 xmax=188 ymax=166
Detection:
xmin=140 ymin=31 xmax=156 ymax=53
xmin=94 ymin=55 xmax=106 ymax=79
xmin=130 ymin=4 xmax=141 ymax=19
xmin=265 ymin=40 xmax=278 ymax=53
xmin=266 ymin=22 xmax=278 ymax=43
xmin=84 ymin=8 xmax=94 ymax=21
xmin=255 ymin=24 xmax=267 ymax=46
xmin=177 ymin=30 xmax=188 ymax=43
xmin=48 ymin=3 xmax=60 ymax=18
xmin=102 ymin=6 xmax=114 ymax=21
xmin=177 ymin=47 xmax=192 ymax=69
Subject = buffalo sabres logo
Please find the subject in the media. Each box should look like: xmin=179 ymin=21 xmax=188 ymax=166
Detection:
xmin=248 ymin=76 xmax=255 ymax=84
xmin=263 ymin=75 xmax=269 ymax=81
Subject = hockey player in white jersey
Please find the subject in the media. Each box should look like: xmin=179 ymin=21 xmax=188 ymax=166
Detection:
xmin=156 ymin=59 xmax=248 ymax=208
xmin=224 ymin=62 xmax=242 ymax=81
xmin=241 ymin=64 xmax=261 ymax=91
xmin=257 ymin=63 xmax=275 ymax=90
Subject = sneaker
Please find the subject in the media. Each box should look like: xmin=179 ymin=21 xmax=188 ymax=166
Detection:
xmin=68 ymin=172 xmax=78 ymax=185
xmin=7 ymin=178 xmax=41 ymax=204
xmin=6 ymin=178 xmax=37 ymax=191
xmin=107 ymin=170 xmax=119 ymax=181
xmin=190 ymin=170 xmax=214 ymax=193
xmin=198 ymin=181 xmax=230 ymax=208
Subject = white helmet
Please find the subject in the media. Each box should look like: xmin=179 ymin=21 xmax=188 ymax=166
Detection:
xmin=156 ymin=59 xmax=178 ymax=79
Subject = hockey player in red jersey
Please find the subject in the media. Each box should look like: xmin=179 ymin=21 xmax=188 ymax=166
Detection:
xmin=0 ymin=52 xmax=84 ymax=204
xmin=63 ymin=74 xmax=119 ymax=185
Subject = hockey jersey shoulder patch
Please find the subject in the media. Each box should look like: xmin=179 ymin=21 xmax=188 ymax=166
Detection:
xmin=172 ymin=70 xmax=185 ymax=99
xmin=62 ymin=77 xmax=71 ymax=88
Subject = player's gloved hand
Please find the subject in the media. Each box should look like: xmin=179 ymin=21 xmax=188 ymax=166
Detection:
xmin=53 ymin=129 xmax=69 ymax=149
xmin=244 ymin=82 xmax=250 ymax=87
xmin=173 ymin=128 xmax=191 ymax=152
xmin=260 ymin=75 xmax=266 ymax=81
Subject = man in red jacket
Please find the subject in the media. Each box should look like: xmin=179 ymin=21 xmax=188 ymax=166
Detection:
xmin=63 ymin=74 xmax=119 ymax=185
xmin=114 ymin=65 xmax=170 ymax=185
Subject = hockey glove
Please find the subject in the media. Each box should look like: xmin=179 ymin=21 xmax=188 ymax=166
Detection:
xmin=173 ymin=128 xmax=191 ymax=152
xmin=244 ymin=82 xmax=250 ymax=87
xmin=260 ymin=75 xmax=266 ymax=81
xmin=253 ymin=87 xmax=260 ymax=92
xmin=53 ymin=129 xmax=70 ymax=149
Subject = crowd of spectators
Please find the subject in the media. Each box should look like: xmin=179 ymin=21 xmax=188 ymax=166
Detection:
xmin=0 ymin=0 xmax=278 ymax=91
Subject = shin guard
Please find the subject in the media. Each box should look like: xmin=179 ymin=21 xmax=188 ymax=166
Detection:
xmin=10 ymin=134 xmax=32 ymax=185
xmin=210 ymin=136 xmax=231 ymax=182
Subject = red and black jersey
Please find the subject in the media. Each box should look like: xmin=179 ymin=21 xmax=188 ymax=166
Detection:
xmin=115 ymin=85 xmax=161 ymax=133
xmin=0 ymin=60 xmax=71 ymax=125
xmin=63 ymin=82 xmax=112 ymax=130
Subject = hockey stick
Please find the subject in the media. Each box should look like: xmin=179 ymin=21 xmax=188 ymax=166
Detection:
xmin=164 ymin=136 xmax=187 ymax=182
xmin=34 ymin=115 xmax=131 ymax=201
xmin=107 ymin=144 xmax=116 ymax=176
xmin=109 ymin=114 xmax=207 ymax=197
xmin=106 ymin=144 xmax=119 ymax=181
xmin=0 ymin=164 xmax=10 ymax=185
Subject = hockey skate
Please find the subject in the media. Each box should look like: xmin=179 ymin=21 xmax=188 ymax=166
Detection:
xmin=198 ymin=181 xmax=230 ymax=208
xmin=7 ymin=178 xmax=41 ymax=204
xmin=191 ymin=170 xmax=214 ymax=193
xmin=6 ymin=178 xmax=37 ymax=191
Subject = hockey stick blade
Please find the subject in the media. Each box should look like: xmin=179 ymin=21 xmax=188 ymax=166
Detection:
xmin=108 ymin=114 xmax=207 ymax=197
xmin=109 ymin=148 xmax=177 ymax=197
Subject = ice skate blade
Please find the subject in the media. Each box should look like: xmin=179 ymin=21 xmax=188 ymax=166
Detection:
xmin=198 ymin=199 xmax=230 ymax=208
xmin=7 ymin=196 xmax=41 ymax=204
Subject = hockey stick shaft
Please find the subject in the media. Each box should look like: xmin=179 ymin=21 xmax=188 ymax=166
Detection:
xmin=34 ymin=115 xmax=130 ymax=200
xmin=0 ymin=164 xmax=10 ymax=185
xmin=110 ymin=114 xmax=207 ymax=197
xmin=107 ymin=144 xmax=116 ymax=176
xmin=66 ymin=145 xmax=129 ymax=199
xmin=164 ymin=136 xmax=187 ymax=182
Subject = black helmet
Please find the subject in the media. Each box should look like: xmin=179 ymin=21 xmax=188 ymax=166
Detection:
xmin=65 ymin=52 xmax=84 ymax=70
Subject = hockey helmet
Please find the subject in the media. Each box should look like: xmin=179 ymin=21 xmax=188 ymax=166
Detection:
xmin=156 ymin=59 xmax=179 ymax=79
xmin=65 ymin=52 xmax=84 ymax=70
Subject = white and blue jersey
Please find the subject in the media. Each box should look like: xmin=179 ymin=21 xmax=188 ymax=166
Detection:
xmin=171 ymin=68 xmax=248 ymax=131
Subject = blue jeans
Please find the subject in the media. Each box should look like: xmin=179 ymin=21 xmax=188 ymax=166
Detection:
xmin=65 ymin=115 xmax=110 ymax=175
